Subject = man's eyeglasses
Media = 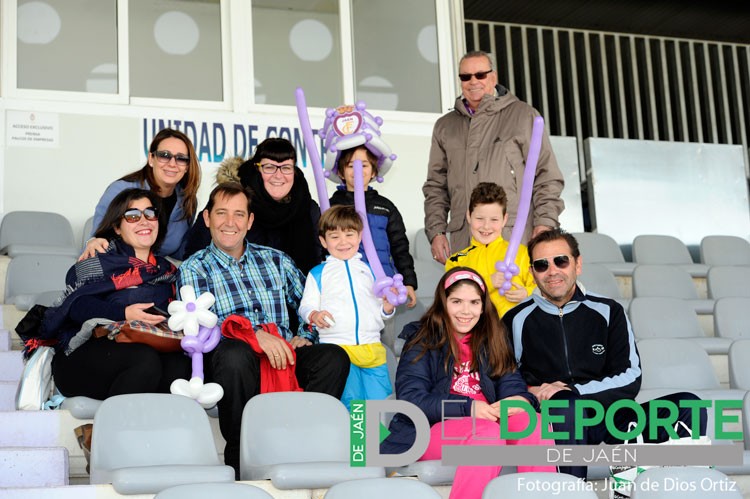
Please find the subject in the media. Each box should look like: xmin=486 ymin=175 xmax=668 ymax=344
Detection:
xmin=531 ymin=255 xmax=572 ymax=273
xmin=123 ymin=207 xmax=159 ymax=223
xmin=257 ymin=162 xmax=295 ymax=175
xmin=458 ymin=69 xmax=493 ymax=82
xmin=153 ymin=150 xmax=190 ymax=167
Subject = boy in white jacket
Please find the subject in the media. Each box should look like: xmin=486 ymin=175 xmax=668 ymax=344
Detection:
xmin=299 ymin=205 xmax=395 ymax=409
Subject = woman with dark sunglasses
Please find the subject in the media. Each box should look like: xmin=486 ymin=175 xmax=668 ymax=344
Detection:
xmin=82 ymin=128 xmax=201 ymax=261
xmin=42 ymin=188 xmax=190 ymax=400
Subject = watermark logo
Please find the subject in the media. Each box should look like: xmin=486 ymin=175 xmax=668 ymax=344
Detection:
xmin=350 ymin=399 xmax=430 ymax=467
xmin=350 ymin=398 xmax=744 ymax=467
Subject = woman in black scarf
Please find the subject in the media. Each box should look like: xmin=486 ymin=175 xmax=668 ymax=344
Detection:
xmin=184 ymin=138 xmax=323 ymax=274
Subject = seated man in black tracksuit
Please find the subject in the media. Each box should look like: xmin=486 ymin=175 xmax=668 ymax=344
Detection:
xmin=502 ymin=228 xmax=707 ymax=479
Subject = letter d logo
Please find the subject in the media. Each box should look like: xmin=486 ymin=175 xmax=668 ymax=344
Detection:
xmin=355 ymin=399 xmax=429 ymax=467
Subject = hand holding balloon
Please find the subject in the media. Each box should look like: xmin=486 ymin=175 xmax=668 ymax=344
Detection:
xmin=496 ymin=116 xmax=545 ymax=296
xmin=352 ymin=159 xmax=407 ymax=307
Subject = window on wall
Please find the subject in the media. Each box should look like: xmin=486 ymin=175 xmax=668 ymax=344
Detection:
xmin=129 ymin=0 xmax=223 ymax=101
xmin=16 ymin=0 xmax=118 ymax=93
xmin=352 ymin=0 xmax=440 ymax=112
xmin=251 ymin=0 xmax=343 ymax=107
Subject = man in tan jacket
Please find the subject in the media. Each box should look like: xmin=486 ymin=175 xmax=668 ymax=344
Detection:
xmin=423 ymin=50 xmax=564 ymax=263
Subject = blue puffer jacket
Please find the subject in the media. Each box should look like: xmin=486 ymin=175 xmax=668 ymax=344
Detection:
xmin=329 ymin=187 xmax=417 ymax=289
xmin=380 ymin=321 xmax=538 ymax=454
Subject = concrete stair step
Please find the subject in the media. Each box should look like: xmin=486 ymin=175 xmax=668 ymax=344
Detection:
xmin=0 ymin=350 xmax=24 ymax=381
xmin=0 ymin=408 xmax=226 ymax=479
xmin=0 ymin=380 xmax=18 ymax=411
xmin=1 ymin=304 xmax=27 ymax=349
xmin=0 ymin=446 xmax=68 ymax=488
xmin=0 ymin=329 xmax=11 ymax=351
xmin=0 ymin=411 xmax=67 ymax=447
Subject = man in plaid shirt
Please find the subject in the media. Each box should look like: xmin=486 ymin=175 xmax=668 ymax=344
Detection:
xmin=178 ymin=182 xmax=350 ymax=476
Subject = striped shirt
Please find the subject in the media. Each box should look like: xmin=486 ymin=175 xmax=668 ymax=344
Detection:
xmin=177 ymin=242 xmax=310 ymax=341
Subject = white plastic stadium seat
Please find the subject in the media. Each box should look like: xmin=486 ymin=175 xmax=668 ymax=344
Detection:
xmin=239 ymin=392 xmax=384 ymax=488
xmin=632 ymin=235 xmax=709 ymax=277
xmin=700 ymin=235 xmax=750 ymax=266
xmin=0 ymin=211 xmax=79 ymax=257
xmin=325 ymin=477 xmax=441 ymax=498
xmin=629 ymin=297 xmax=731 ymax=354
xmin=89 ymin=393 xmax=233 ymax=494
xmin=4 ymin=254 xmax=74 ymax=310
xmin=707 ymin=266 xmax=750 ymax=299
xmin=573 ymin=232 xmax=635 ymax=277
xmin=713 ymin=297 xmax=750 ymax=339
xmin=155 ymin=482 xmax=274 ymax=499
xmin=632 ymin=265 xmax=713 ymax=314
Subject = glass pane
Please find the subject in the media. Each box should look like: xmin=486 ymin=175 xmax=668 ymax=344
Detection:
xmin=252 ymin=0 xmax=343 ymax=107
xmin=352 ymin=0 xmax=440 ymax=112
xmin=17 ymin=0 xmax=117 ymax=93
xmin=130 ymin=0 xmax=223 ymax=101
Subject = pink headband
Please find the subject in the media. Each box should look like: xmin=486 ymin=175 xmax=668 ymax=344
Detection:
xmin=444 ymin=271 xmax=486 ymax=292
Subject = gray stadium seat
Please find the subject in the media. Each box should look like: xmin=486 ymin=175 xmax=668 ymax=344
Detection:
xmin=325 ymin=477 xmax=441 ymax=498
xmin=714 ymin=297 xmax=750 ymax=339
xmin=636 ymin=338 xmax=721 ymax=392
xmin=707 ymin=266 xmax=750 ymax=299
xmin=483 ymin=472 xmax=597 ymax=498
xmin=413 ymin=259 xmax=444 ymax=299
xmin=631 ymin=467 xmax=741 ymax=498
xmin=389 ymin=460 xmax=457 ymax=487
xmin=701 ymin=235 xmax=750 ymax=266
xmin=573 ymin=232 xmax=636 ymax=276
xmin=0 ymin=211 xmax=79 ymax=257
xmin=4 ymin=254 xmax=74 ymax=310
xmin=60 ymin=396 xmax=102 ymax=420
xmin=728 ymin=339 xmax=750 ymax=390
xmin=239 ymin=392 xmax=384 ymax=488
xmin=629 ymin=297 xmax=731 ymax=354
xmin=632 ymin=265 xmax=713 ymax=314
xmin=89 ymin=393 xmax=233 ymax=494
xmin=578 ymin=263 xmax=630 ymax=310
xmin=635 ymin=338 xmax=748 ymax=446
xmin=632 ymin=235 xmax=709 ymax=277
xmin=155 ymin=482 xmax=274 ymax=499
xmin=389 ymin=299 xmax=427 ymax=355
xmin=81 ymin=216 xmax=94 ymax=251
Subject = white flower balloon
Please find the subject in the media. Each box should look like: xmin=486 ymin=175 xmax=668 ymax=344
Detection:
xmin=168 ymin=285 xmax=218 ymax=336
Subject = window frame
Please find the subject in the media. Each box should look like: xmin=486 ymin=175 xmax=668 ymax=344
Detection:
xmin=1 ymin=0 xmax=458 ymax=114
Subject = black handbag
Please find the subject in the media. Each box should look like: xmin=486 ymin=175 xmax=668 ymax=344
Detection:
xmin=15 ymin=304 xmax=51 ymax=357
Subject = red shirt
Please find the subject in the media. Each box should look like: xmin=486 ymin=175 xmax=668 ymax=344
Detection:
xmin=450 ymin=334 xmax=487 ymax=402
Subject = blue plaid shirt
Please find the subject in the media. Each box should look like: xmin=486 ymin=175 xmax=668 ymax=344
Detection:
xmin=177 ymin=242 xmax=311 ymax=341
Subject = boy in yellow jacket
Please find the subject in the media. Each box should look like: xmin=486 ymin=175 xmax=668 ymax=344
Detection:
xmin=445 ymin=182 xmax=536 ymax=317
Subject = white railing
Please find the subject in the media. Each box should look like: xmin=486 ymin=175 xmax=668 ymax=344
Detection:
xmin=465 ymin=20 xmax=750 ymax=178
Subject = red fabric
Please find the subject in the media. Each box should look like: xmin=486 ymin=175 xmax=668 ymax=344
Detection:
xmin=450 ymin=334 xmax=487 ymax=402
xmin=221 ymin=314 xmax=302 ymax=393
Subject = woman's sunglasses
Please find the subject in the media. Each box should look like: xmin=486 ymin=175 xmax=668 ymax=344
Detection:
xmin=153 ymin=150 xmax=190 ymax=167
xmin=531 ymin=254 xmax=571 ymax=273
xmin=123 ymin=207 xmax=159 ymax=223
